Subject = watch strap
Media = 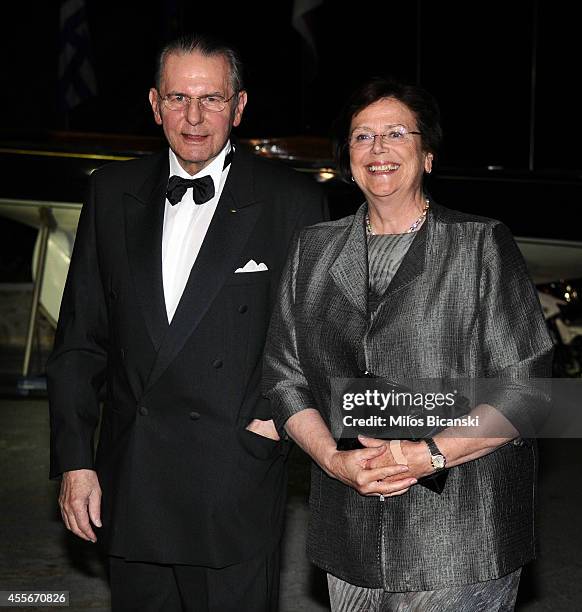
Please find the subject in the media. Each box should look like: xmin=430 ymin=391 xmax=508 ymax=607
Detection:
xmin=425 ymin=437 xmax=442 ymax=457
xmin=416 ymin=439 xmax=449 ymax=494
xmin=425 ymin=437 xmax=446 ymax=471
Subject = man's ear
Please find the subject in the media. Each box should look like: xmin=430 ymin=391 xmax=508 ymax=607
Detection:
xmin=232 ymin=90 xmax=248 ymax=128
xmin=149 ymin=88 xmax=163 ymax=126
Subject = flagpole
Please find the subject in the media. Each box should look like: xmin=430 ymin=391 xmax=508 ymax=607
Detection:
xmin=416 ymin=0 xmax=422 ymax=85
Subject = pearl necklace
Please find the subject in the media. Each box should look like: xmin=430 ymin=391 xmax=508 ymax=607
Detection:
xmin=365 ymin=198 xmax=430 ymax=235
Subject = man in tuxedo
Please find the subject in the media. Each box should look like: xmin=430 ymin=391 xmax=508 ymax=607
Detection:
xmin=48 ymin=33 xmax=326 ymax=611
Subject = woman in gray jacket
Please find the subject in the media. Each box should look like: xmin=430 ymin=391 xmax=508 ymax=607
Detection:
xmin=263 ymin=77 xmax=552 ymax=611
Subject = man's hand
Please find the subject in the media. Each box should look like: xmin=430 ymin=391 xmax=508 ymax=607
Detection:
xmin=59 ymin=469 xmax=102 ymax=543
xmin=326 ymin=443 xmax=416 ymax=497
xmin=245 ymin=418 xmax=280 ymax=441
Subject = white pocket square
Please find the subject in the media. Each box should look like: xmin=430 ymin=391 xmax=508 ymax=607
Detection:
xmin=235 ymin=259 xmax=268 ymax=273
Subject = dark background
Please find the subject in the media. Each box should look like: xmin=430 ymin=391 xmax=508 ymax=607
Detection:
xmin=2 ymin=0 xmax=580 ymax=171
xmin=1 ymin=0 xmax=581 ymax=282
xmin=1 ymin=8 xmax=581 ymax=608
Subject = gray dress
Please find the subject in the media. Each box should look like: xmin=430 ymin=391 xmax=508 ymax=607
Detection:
xmin=367 ymin=231 xmax=416 ymax=313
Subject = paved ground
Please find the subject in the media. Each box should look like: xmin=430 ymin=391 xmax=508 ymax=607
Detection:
xmin=1 ymin=398 xmax=582 ymax=611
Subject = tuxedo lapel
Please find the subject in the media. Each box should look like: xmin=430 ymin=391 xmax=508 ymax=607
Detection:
xmin=329 ymin=204 xmax=368 ymax=317
xmin=124 ymin=153 xmax=170 ymax=352
xmin=145 ymin=147 xmax=262 ymax=392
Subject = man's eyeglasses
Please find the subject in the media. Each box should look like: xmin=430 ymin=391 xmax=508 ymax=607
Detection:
xmin=349 ymin=125 xmax=422 ymax=148
xmin=159 ymin=92 xmax=238 ymax=113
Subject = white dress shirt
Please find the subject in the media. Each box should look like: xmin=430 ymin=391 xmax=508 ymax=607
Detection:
xmin=162 ymin=141 xmax=232 ymax=322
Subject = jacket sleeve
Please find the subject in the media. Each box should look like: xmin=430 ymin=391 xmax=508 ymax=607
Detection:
xmin=46 ymin=173 xmax=109 ymax=478
xmin=475 ymin=221 xmax=554 ymax=435
xmin=263 ymin=230 xmax=316 ymax=437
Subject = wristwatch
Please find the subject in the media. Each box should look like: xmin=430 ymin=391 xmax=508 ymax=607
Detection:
xmin=425 ymin=438 xmax=446 ymax=471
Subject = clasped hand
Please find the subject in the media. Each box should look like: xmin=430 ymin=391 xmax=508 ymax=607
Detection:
xmin=326 ymin=437 xmax=416 ymax=497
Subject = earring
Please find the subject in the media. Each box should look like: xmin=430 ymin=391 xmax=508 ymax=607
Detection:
xmin=351 ymin=176 xmax=355 ymax=182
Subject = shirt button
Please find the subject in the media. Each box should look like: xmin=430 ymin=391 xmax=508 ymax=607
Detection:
xmin=139 ymin=406 xmax=148 ymax=416
xmin=238 ymin=304 xmax=248 ymax=314
xmin=212 ymin=359 xmax=223 ymax=369
xmin=189 ymin=411 xmax=201 ymax=421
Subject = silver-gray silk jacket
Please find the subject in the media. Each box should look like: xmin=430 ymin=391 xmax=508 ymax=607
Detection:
xmin=264 ymin=202 xmax=553 ymax=590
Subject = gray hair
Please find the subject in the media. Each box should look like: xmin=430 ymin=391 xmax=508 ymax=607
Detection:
xmin=154 ymin=33 xmax=244 ymax=95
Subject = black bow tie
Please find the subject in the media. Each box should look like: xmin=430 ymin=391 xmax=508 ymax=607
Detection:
xmin=166 ymin=149 xmax=234 ymax=206
xmin=166 ymin=174 xmax=214 ymax=206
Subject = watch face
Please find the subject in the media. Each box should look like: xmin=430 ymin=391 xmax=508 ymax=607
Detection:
xmin=432 ymin=454 xmax=446 ymax=469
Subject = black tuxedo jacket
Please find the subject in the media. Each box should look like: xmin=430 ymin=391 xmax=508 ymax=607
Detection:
xmin=47 ymin=145 xmax=327 ymax=566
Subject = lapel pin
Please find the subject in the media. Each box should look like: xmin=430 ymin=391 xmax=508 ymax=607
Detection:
xmin=229 ymin=208 xmax=237 ymax=213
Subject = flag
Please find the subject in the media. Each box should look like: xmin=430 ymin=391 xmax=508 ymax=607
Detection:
xmin=292 ymin=0 xmax=324 ymax=78
xmin=58 ymin=0 xmax=97 ymax=112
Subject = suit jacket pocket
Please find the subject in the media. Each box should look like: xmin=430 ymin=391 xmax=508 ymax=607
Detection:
xmin=225 ymin=270 xmax=271 ymax=287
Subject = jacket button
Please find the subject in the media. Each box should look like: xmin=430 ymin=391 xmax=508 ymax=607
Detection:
xmin=212 ymin=359 xmax=223 ymax=369
xmin=138 ymin=406 xmax=148 ymax=416
xmin=189 ymin=411 xmax=201 ymax=420
xmin=238 ymin=304 xmax=248 ymax=314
